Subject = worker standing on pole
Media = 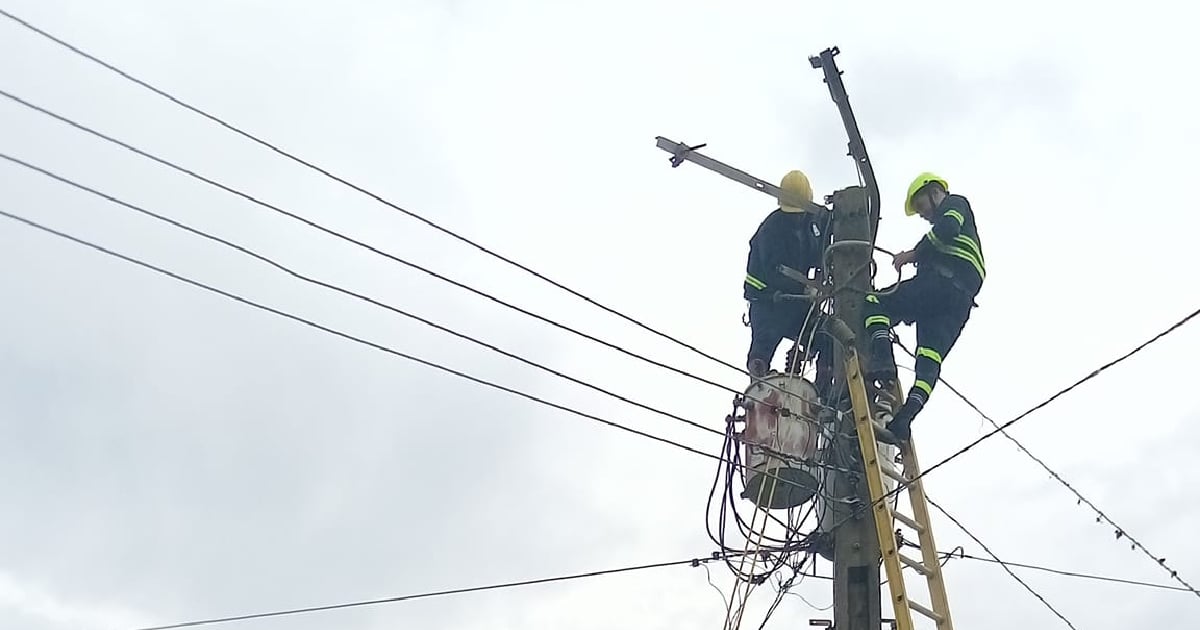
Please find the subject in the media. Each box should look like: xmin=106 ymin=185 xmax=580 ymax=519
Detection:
xmin=863 ymin=173 xmax=985 ymax=442
xmin=743 ymin=170 xmax=829 ymax=378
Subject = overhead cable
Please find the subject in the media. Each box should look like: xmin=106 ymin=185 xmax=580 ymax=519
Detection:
xmin=0 ymin=207 xmax=852 ymax=494
xmin=8 ymin=4 xmax=1194 ymax=609
xmin=896 ymin=337 xmax=1200 ymax=598
xmin=812 ymin=307 xmax=1200 ymax=605
xmin=0 ymin=148 xmax=854 ymax=478
xmin=0 ymin=148 xmax=728 ymax=441
xmin=945 ymin=550 xmax=1195 ymax=594
xmin=891 ymin=310 xmax=1200 ymax=597
xmin=925 ymin=495 xmax=1079 ymax=629
xmin=0 ymin=8 xmax=750 ymax=380
xmin=0 ymin=87 xmax=754 ymax=402
xmin=124 ymin=552 xmax=739 ymax=630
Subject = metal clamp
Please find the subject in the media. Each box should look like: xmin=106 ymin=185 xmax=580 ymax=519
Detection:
xmin=667 ymin=141 xmax=707 ymax=168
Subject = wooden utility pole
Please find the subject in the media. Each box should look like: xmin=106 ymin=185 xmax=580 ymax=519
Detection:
xmin=658 ymin=44 xmax=895 ymax=630
xmin=828 ymin=185 xmax=882 ymax=630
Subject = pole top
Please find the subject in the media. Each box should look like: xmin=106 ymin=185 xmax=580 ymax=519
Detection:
xmin=808 ymin=45 xmax=840 ymax=68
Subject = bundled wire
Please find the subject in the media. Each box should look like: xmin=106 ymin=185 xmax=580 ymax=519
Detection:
xmin=705 ymin=402 xmax=816 ymax=582
xmin=756 ymin=554 xmax=820 ymax=629
xmin=708 ymin=219 xmax=864 ymax=630
xmin=708 ymin=409 xmax=818 ymax=630
xmin=706 ymin=316 xmax=844 ymax=630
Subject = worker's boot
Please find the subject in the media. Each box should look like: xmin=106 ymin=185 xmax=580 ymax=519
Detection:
xmin=865 ymin=336 xmax=898 ymax=385
xmin=748 ymin=358 xmax=769 ymax=379
xmin=884 ymin=399 xmax=920 ymax=443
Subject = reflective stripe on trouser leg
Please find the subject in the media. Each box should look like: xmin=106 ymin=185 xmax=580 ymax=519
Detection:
xmin=906 ymin=378 xmax=933 ymax=409
xmin=863 ymin=294 xmax=891 ymax=337
xmin=907 ymin=345 xmax=942 ymax=408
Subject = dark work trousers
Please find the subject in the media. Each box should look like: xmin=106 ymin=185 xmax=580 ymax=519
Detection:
xmin=746 ymin=299 xmax=820 ymax=373
xmin=862 ymin=269 xmax=974 ymax=414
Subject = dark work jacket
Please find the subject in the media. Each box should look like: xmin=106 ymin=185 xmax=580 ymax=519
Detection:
xmin=912 ymin=193 xmax=986 ymax=297
xmin=744 ymin=209 xmax=827 ymax=301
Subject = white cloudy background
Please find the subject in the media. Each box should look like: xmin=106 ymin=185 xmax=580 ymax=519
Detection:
xmin=2 ymin=1 xmax=1198 ymax=629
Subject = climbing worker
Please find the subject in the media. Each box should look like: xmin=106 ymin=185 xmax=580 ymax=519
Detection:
xmin=863 ymin=172 xmax=985 ymax=442
xmin=743 ymin=170 xmax=830 ymax=378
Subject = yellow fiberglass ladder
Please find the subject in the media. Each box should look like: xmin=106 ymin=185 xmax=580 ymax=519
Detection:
xmin=842 ymin=344 xmax=955 ymax=630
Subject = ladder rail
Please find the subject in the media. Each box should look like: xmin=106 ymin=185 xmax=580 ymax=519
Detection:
xmin=842 ymin=347 xmax=956 ymax=630
xmin=900 ymin=441 xmax=954 ymax=629
xmin=882 ymin=378 xmax=955 ymax=630
xmin=843 ymin=350 xmax=915 ymax=630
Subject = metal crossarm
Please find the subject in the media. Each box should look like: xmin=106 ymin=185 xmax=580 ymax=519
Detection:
xmin=653 ymin=136 xmax=829 ymax=214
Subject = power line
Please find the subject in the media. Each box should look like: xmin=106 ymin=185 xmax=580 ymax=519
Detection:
xmin=126 ymin=533 xmax=1187 ymax=630
xmin=910 ymin=305 xmax=1200 ymax=482
xmin=897 ymin=539 xmax=1186 ymax=595
xmin=0 ymin=149 xmax=724 ymax=441
xmin=125 ymin=553 xmax=741 ymax=630
xmin=946 ymin=550 xmax=1194 ymax=594
xmin=0 ymin=212 xmax=1151 ymax=628
xmin=0 ymin=208 xmax=721 ymax=463
xmin=1 ymin=148 xmax=856 ymax=478
xmin=889 ymin=310 xmax=1200 ymax=597
xmin=925 ymin=495 xmax=1079 ymax=629
xmin=0 ymin=75 xmax=847 ymax=578
xmin=895 ymin=339 xmax=1200 ymax=599
xmin=119 ymin=527 xmax=1188 ymax=630
xmin=0 ymin=207 xmax=853 ymax=491
xmin=8 ymin=6 xmax=1191 ymax=613
xmin=0 ymin=200 xmax=866 ymax=628
xmin=0 ymin=7 xmax=749 ymax=380
xmin=0 ymin=87 xmax=751 ymax=403
xmin=804 ymin=308 xmax=1200 ymax=612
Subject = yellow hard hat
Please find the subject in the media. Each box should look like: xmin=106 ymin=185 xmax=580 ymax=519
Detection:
xmin=779 ymin=170 xmax=813 ymax=213
xmin=905 ymin=172 xmax=949 ymax=216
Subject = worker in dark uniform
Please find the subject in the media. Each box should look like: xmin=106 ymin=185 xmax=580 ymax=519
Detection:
xmin=744 ymin=170 xmax=830 ymax=378
xmin=864 ymin=172 xmax=985 ymax=442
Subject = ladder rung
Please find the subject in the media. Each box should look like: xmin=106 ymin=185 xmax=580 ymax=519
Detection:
xmin=899 ymin=553 xmax=931 ymax=576
xmin=892 ymin=511 xmax=925 ymax=534
xmin=881 ymin=465 xmax=905 ymax=483
xmin=909 ymin=600 xmax=944 ymax=623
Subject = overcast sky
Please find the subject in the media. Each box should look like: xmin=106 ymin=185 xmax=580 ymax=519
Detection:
xmin=2 ymin=1 xmax=1199 ymax=629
